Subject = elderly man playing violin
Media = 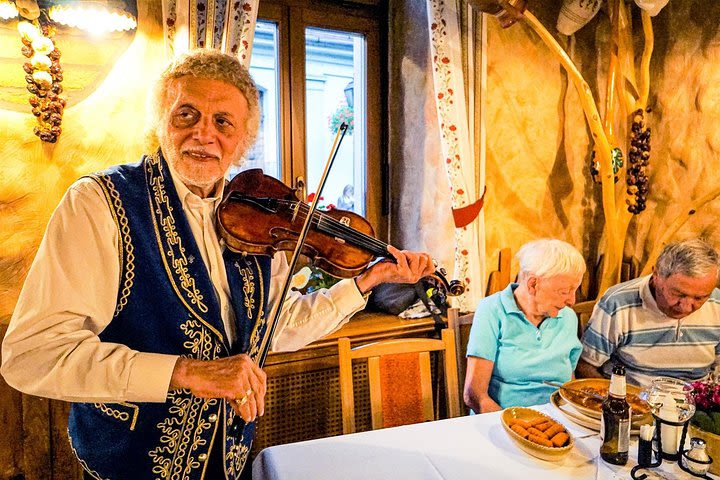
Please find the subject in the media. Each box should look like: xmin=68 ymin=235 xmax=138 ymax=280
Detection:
xmin=1 ymin=50 xmax=435 ymax=480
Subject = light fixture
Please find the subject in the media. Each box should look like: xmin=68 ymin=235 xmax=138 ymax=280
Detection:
xmin=49 ymin=1 xmax=137 ymax=34
xmin=0 ymin=0 xmax=19 ymax=19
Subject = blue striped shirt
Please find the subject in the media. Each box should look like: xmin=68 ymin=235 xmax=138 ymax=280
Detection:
xmin=581 ymin=275 xmax=720 ymax=386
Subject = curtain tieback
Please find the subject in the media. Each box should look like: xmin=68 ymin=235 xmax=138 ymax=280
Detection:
xmin=451 ymin=187 xmax=486 ymax=228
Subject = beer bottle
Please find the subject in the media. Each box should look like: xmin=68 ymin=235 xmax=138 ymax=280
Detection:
xmin=600 ymin=363 xmax=631 ymax=465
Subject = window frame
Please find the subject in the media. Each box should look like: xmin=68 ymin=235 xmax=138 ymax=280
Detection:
xmin=257 ymin=0 xmax=386 ymax=239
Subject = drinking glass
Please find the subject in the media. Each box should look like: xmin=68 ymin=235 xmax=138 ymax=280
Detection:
xmin=640 ymin=377 xmax=695 ymax=457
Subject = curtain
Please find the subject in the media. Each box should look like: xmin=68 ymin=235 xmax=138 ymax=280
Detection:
xmin=425 ymin=0 xmax=485 ymax=312
xmin=161 ymin=0 xmax=260 ymax=66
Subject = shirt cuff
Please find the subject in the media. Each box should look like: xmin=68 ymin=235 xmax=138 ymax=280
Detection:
xmin=329 ymin=278 xmax=368 ymax=315
xmin=126 ymin=352 xmax=179 ymax=402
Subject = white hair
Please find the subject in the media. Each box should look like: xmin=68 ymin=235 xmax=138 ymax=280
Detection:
xmin=145 ymin=49 xmax=260 ymax=163
xmin=516 ymin=239 xmax=586 ymax=279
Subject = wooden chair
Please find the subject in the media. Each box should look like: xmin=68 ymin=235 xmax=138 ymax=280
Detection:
xmin=572 ymin=300 xmax=597 ymax=338
xmin=485 ymin=247 xmax=513 ymax=296
xmin=447 ymin=307 xmax=474 ymax=415
xmin=338 ymin=329 xmax=460 ymax=434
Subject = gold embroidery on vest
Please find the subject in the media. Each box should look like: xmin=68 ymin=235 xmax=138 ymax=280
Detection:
xmin=180 ymin=319 xmax=224 ymax=359
xmin=149 ymin=318 xmax=222 ymax=479
xmin=144 ymin=153 xmax=227 ymax=344
xmin=226 ymin=438 xmax=251 ymax=478
xmin=220 ymin=402 xmax=252 ymax=478
xmin=146 ymin=153 xmax=208 ymax=314
xmin=247 ymin=257 xmax=267 ymax=360
xmin=92 ymin=402 xmax=139 ymax=430
xmin=68 ymin=430 xmax=111 ymax=480
xmin=87 ymin=174 xmax=135 ymax=317
xmin=238 ymin=263 xmax=256 ymax=319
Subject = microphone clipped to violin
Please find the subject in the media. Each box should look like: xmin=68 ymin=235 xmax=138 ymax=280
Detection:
xmin=218 ymin=123 xmax=464 ymax=436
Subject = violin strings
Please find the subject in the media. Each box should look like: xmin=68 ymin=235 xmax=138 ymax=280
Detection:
xmin=274 ymin=199 xmax=390 ymax=255
xmin=310 ymin=210 xmax=388 ymax=253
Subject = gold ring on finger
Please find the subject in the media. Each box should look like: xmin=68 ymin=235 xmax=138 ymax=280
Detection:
xmin=235 ymin=395 xmax=249 ymax=406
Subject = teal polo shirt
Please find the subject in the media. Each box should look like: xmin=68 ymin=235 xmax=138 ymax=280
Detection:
xmin=466 ymin=283 xmax=582 ymax=409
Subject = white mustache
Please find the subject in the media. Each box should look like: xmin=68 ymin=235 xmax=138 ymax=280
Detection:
xmin=183 ymin=148 xmax=219 ymax=159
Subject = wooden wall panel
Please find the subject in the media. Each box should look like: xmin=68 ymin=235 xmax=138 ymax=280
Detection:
xmin=0 ymin=324 xmax=22 ymax=479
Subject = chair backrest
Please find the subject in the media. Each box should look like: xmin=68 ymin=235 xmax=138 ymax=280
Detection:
xmin=447 ymin=307 xmax=474 ymax=415
xmin=338 ymin=329 xmax=460 ymax=434
xmin=572 ymin=300 xmax=597 ymax=338
xmin=485 ymin=247 xmax=513 ymax=296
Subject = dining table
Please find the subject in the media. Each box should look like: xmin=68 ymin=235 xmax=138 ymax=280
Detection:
xmin=252 ymin=402 xmax=715 ymax=480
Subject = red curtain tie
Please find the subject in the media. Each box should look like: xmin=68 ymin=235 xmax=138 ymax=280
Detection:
xmin=452 ymin=187 xmax=486 ymax=228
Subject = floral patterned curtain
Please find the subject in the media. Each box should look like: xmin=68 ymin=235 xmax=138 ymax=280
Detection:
xmin=161 ymin=0 xmax=259 ymax=66
xmin=426 ymin=0 xmax=485 ymax=311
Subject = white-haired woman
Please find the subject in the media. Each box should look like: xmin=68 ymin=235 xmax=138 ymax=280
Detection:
xmin=464 ymin=239 xmax=586 ymax=413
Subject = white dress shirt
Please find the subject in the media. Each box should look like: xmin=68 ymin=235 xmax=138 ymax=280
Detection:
xmin=1 ymin=164 xmax=366 ymax=404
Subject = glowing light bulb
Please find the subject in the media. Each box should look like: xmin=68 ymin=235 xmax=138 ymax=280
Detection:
xmin=49 ymin=3 xmax=137 ymax=34
xmin=0 ymin=0 xmax=18 ymax=20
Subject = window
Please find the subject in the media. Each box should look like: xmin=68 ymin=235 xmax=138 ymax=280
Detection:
xmin=232 ymin=0 xmax=384 ymax=234
xmin=305 ymin=27 xmax=366 ymax=215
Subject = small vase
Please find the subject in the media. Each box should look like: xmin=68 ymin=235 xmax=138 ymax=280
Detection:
xmin=634 ymin=0 xmax=670 ymax=17
xmin=688 ymin=425 xmax=720 ymax=476
xmin=556 ymin=0 xmax=602 ymax=36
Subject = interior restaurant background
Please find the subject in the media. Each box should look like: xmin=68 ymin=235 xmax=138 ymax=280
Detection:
xmin=0 ymin=0 xmax=719 ymax=477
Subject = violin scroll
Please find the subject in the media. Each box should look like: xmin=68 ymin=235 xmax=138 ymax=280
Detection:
xmin=424 ymin=267 xmax=465 ymax=300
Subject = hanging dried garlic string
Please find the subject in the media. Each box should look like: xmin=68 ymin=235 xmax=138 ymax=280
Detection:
xmin=18 ymin=19 xmax=65 ymax=143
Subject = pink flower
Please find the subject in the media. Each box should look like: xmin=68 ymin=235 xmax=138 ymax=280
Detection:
xmin=692 ymin=379 xmax=720 ymax=413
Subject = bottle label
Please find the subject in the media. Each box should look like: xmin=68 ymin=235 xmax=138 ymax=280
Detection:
xmin=618 ymin=419 xmax=630 ymax=453
xmin=600 ymin=412 xmax=630 ymax=452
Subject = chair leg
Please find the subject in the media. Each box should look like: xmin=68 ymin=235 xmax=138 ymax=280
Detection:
xmin=338 ymin=337 xmax=356 ymax=434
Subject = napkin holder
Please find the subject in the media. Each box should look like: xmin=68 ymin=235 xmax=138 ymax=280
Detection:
xmin=631 ymin=414 xmax=713 ymax=479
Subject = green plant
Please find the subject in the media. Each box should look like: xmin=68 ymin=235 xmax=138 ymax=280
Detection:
xmin=290 ymin=265 xmax=341 ymax=294
xmin=328 ymin=104 xmax=354 ymax=134
xmin=691 ymin=379 xmax=720 ymax=435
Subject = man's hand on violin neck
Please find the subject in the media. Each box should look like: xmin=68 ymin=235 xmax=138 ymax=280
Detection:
xmin=170 ymin=355 xmax=266 ymax=423
xmin=355 ymin=245 xmax=435 ymax=294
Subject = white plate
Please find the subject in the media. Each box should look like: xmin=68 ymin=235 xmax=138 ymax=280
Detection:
xmin=550 ymin=391 xmax=647 ymax=435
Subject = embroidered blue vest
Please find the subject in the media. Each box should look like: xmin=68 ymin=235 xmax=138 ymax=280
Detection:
xmin=68 ymin=152 xmax=271 ymax=480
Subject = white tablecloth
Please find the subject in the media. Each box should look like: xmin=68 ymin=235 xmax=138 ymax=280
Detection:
xmin=252 ymin=403 xmax=706 ymax=480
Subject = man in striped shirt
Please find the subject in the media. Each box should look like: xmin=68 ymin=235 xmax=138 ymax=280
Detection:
xmin=577 ymin=239 xmax=720 ymax=386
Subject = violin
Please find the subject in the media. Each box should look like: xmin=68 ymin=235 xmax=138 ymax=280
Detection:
xmin=217 ymin=169 xmax=464 ymax=297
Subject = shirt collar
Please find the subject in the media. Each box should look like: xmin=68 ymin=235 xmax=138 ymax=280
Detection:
xmin=499 ymin=282 xmax=568 ymax=321
xmin=499 ymin=283 xmax=523 ymax=315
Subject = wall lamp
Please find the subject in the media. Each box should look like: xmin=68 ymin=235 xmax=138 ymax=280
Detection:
xmin=48 ymin=0 xmax=137 ymax=34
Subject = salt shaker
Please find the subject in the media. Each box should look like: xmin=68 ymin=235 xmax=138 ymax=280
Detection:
xmin=685 ymin=437 xmax=711 ymax=475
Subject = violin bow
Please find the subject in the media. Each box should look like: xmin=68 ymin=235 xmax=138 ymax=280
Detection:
xmin=255 ymin=122 xmax=349 ymax=369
